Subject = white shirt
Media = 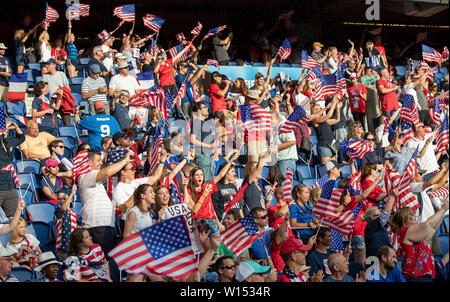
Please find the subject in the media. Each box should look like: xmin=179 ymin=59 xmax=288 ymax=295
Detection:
xmin=126 ymin=206 xmax=153 ymax=234
xmin=375 ymin=124 xmax=390 ymax=148
xmin=112 ymin=178 xmax=149 ymax=220
xmin=406 ymin=133 xmax=439 ymax=175
xmin=78 ymin=171 xmax=115 ymax=228
xmin=40 ymin=41 xmax=51 ymax=63
xmin=410 ymin=183 xmax=435 ymax=223
xmin=292 ymin=91 xmax=310 ymax=115
xmin=109 ymin=74 xmax=140 ymax=97
xmin=101 ymin=45 xmax=114 ymax=71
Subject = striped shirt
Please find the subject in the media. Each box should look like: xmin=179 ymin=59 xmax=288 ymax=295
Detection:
xmin=66 ymin=42 xmax=78 ymax=63
xmin=81 ymin=76 xmax=107 ymax=103
xmin=79 ymin=244 xmax=107 ymax=282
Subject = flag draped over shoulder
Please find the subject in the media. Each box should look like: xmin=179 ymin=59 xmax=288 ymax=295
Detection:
xmin=108 ymin=215 xmax=198 ymax=278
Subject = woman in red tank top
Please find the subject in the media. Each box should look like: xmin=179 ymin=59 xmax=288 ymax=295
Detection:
xmin=389 ymin=199 xmax=449 ymax=282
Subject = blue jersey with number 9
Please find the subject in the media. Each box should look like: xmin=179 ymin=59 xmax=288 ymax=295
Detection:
xmin=78 ymin=114 xmax=121 ymax=151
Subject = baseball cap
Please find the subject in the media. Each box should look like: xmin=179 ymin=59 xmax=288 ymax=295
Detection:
xmin=325 ymin=160 xmax=343 ymax=172
xmin=115 ymin=52 xmax=127 ymax=60
xmin=89 ymin=64 xmax=101 ymax=74
xmin=45 ymin=58 xmax=57 ymax=65
xmin=235 ymin=261 xmax=271 ymax=282
xmin=0 ymin=43 xmax=7 ymax=50
xmin=94 ymin=100 xmax=105 ymax=111
xmin=313 ymin=42 xmax=324 ymax=48
xmin=45 ymin=158 xmax=62 ymax=167
xmin=112 ymin=131 xmax=129 ymax=145
xmin=280 ymin=238 xmax=312 ymax=255
xmin=118 ymin=61 xmax=129 ymax=69
xmin=349 ymin=73 xmax=358 ymax=79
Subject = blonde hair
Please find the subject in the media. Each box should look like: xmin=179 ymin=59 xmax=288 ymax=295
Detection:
xmin=14 ymin=29 xmax=25 ymax=40
xmin=389 ymin=207 xmax=414 ymax=234
xmin=10 ymin=218 xmax=27 ymax=244
xmin=244 ymin=162 xmax=258 ymax=179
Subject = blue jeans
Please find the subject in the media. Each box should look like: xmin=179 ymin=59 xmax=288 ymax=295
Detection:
xmin=278 ymin=159 xmax=296 ymax=183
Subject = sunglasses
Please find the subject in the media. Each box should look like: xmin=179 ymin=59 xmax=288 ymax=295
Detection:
xmin=366 ymin=138 xmax=375 ymax=141
xmin=356 ymin=124 xmax=362 ymax=128
xmin=258 ymin=215 xmax=268 ymax=220
xmin=220 ymin=265 xmax=236 ymax=270
xmin=55 ymin=145 xmax=65 ymax=149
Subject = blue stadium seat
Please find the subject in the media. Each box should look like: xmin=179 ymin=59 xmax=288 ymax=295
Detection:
xmin=58 ymin=126 xmax=79 ymax=139
xmin=290 ymin=64 xmax=302 ymax=68
xmin=79 ymin=100 xmax=90 ymax=115
xmin=26 ymin=201 xmax=55 ymax=225
xmin=228 ymin=61 xmax=237 ymax=66
xmin=72 ymin=92 xmax=83 ymax=106
xmin=0 ymin=207 xmax=8 ymax=223
xmin=17 ymin=189 xmax=35 ymax=205
xmin=292 ymin=179 xmax=300 ymax=187
xmin=0 ymin=227 xmax=11 ymax=246
xmin=301 ymin=178 xmax=317 ymax=188
xmin=70 ymin=84 xmax=82 ymax=95
xmin=35 ymin=76 xmax=43 ymax=82
xmin=6 ymin=101 xmax=26 ymax=115
xmin=79 ymin=58 xmax=90 ymax=65
xmin=252 ymin=62 xmax=265 ymax=66
xmin=317 ymin=164 xmax=326 ymax=178
xmin=70 ymin=77 xmax=84 ymax=85
xmin=235 ymin=166 xmax=244 ymax=179
xmin=262 ymin=166 xmax=270 ymax=179
xmin=278 ymin=63 xmax=291 ymax=67
xmin=26 ymin=221 xmax=51 ymax=248
xmin=341 ymin=164 xmax=352 ymax=178
xmin=27 ymin=63 xmax=41 ymax=71
xmin=296 ymin=164 xmax=312 ymax=180
xmin=15 ymin=159 xmax=41 ymax=175
xmin=310 ymin=135 xmax=318 ymax=145
xmin=42 ymin=240 xmax=56 ymax=254
xmin=439 ymin=234 xmax=449 ymax=256
xmin=73 ymin=201 xmax=82 ymax=215
xmin=10 ymin=267 xmax=34 ymax=282
xmin=23 ymin=69 xmax=34 ymax=85
xmin=59 ymin=136 xmax=77 ymax=150
xmin=17 ymin=173 xmax=40 ymax=190
xmin=79 ymin=135 xmax=90 ymax=145
xmin=63 ymin=147 xmax=73 ymax=161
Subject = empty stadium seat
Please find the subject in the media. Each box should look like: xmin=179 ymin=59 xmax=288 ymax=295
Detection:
xmin=296 ymin=164 xmax=312 ymax=180
xmin=58 ymin=126 xmax=79 ymax=139
xmin=17 ymin=189 xmax=35 ymax=205
xmin=6 ymin=101 xmax=26 ymax=116
xmin=439 ymin=233 xmax=449 ymax=256
xmin=26 ymin=221 xmax=51 ymax=248
xmin=70 ymin=84 xmax=82 ymax=95
xmin=26 ymin=201 xmax=55 ymax=225
xmin=15 ymin=159 xmax=41 ymax=175
xmin=316 ymin=164 xmax=326 ymax=178
xmin=59 ymin=136 xmax=77 ymax=150
xmin=70 ymin=77 xmax=84 ymax=85
xmin=79 ymin=58 xmax=90 ymax=65
xmin=252 ymin=62 xmax=265 ymax=66
xmin=27 ymin=63 xmax=41 ymax=71
xmin=79 ymin=135 xmax=90 ymax=145
xmin=278 ymin=63 xmax=291 ymax=67
xmin=72 ymin=92 xmax=83 ymax=106
xmin=17 ymin=173 xmax=40 ymax=190
xmin=0 ymin=227 xmax=11 ymax=246
xmin=10 ymin=267 xmax=34 ymax=282
xmin=301 ymin=178 xmax=316 ymax=187
xmin=290 ymin=63 xmax=302 ymax=68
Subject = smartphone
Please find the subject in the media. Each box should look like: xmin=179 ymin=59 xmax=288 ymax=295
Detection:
xmin=79 ymin=106 xmax=85 ymax=111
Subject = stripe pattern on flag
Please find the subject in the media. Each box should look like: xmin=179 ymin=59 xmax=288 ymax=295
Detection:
xmin=220 ymin=215 xmax=260 ymax=257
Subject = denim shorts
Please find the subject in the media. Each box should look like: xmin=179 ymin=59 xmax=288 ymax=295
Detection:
xmin=317 ymin=145 xmax=333 ymax=158
xmin=196 ymin=218 xmax=219 ymax=237
xmin=351 ymin=235 xmax=365 ymax=250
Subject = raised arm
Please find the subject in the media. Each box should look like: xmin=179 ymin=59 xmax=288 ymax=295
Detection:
xmin=172 ymin=45 xmax=191 ymax=63
xmin=0 ymin=200 xmax=25 ymax=235
xmin=96 ymin=152 xmax=133 ymax=182
xmin=213 ymin=152 xmax=240 ymax=184
xmin=189 ymin=64 xmax=208 ymax=86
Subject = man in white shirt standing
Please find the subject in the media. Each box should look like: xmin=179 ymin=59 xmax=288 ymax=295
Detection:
xmin=78 ymin=150 xmax=133 ymax=255
xmin=108 ymin=61 xmax=141 ymax=99
xmin=100 ymin=32 xmax=116 ymax=73
xmin=406 ymin=122 xmax=441 ymax=175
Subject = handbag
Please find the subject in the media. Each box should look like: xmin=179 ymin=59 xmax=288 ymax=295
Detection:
xmin=299 ymin=127 xmax=313 ymax=154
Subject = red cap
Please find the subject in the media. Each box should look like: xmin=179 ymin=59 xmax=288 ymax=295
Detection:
xmin=280 ymin=238 xmax=312 ymax=255
xmin=94 ymin=101 xmax=105 ymax=110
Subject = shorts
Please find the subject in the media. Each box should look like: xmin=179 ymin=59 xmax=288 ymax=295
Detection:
xmin=0 ymin=189 xmax=19 ymax=217
xmin=317 ymin=145 xmax=333 ymax=158
xmin=196 ymin=218 xmax=219 ymax=237
xmin=351 ymin=235 xmax=365 ymax=250
xmin=16 ymin=54 xmax=26 ymax=67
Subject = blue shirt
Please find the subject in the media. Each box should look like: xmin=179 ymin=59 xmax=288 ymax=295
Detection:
xmin=78 ymin=114 xmax=121 ymax=151
xmin=32 ymin=97 xmax=56 ymax=129
xmin=289 ymin=202 xmax=314 ymax=241
xmin=249 ymin=229 xmax=271 ymax=260
xmin=324 ymin=275 xmax=355 ymax=282
xmin=306 ymin=249 xmax=335 ymax=276
xmin=66 ymin=42 xmax=78 ymax=63
xmin=0 ymin=56 xmax=10 ymax=87
xmin=367 ymin=266 xmax=405 ymax=282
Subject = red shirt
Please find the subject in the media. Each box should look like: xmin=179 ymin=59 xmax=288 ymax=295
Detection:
xmin=267 ymin=204 xmax=295 ymax=238
xmin=398 ymin=226 xmax=436 ymax=279
xmin=347 ymin=83 xmax=367 ymax=113
xmin=157 ymin=58 xmax=175 ymax=86
xmin=269 ymin=240 xmax=285 ymax=273
xmin=188 ymin=181 xmax=218 ymax=220
xmin=344 ymin=196 xmax=376 ymax=237
xmin=209 ymin=83 xmax=226 ymax=113
xmin=376 ymin=78 xmax=399 ymax=112
xmin=361 ymin=179 xmax=384 ymax=204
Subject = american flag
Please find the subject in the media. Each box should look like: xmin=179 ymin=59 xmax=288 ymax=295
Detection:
xmin=436 ymin=113 xmax=449 ymax=153
xmin=108 ymin=215 xmax=198 ymax=278
xmin=283 ymin=169 xmax=293 ymax=202
xmin=67 ymin=3 xmax=89 ymax=20
xmin=422 ymin=44 xmax=442 ymax=66
xmin=313 ymin=72 xmax=341 ymax=100
xmin=73 ymin=150 xmax=91 ymax=183
xmin=129 ymin=87 xmax=169 ymax=118
xmin=222 ymin=183 xmax=248 ymax=219
xmin=161 ymin=176 xmax=183 ymax=204
xmin=143 ymin=14 xmax=166 ymax=32
xmin=308 ymin=66 xmax=323 ymax=81
xmin=279 ymin=107 xmax=310 ymax=134
xmin=113 ymin=4 xmax=135 ymax=22
xmin=168 ymin=44 xmax=190 ymax=65
xmin=201 ymin=25 xmax=227 ymax=42
xmin=400 ymin=94 xmax=420 ymax=125
xmin=276 ymin=38 xmax=292 ymax=61
xmin=165 ymin=92 xmax=177 ymax=112
xmin=149 ymin=38 xmax=160 ymax=57
xmin=148 ymin=126 xmax=163 ymax=176
xmin=384 ymin=167 xmax=420 ymax=212
xmin=404 ymin=147 xmax=419 ymax=183
xmin=336 ymin=67 xmax=347 ymax=91
xmin=401 ymin=120 xmax=415 ymax=145
xmin=55 ymin=208 xmax=77 ymax=252
xmin=301 ymin=50 xmax=321 ymax=70
xmin=442 ymin=46 xmax=449 ymax=63
xmin=206 ymin=59 xmax=220 ymax=69
xmin=319 ymin=210 xmax=355 ymax=236
xmin=45 ymin=2 xmax=59 ymax=23
xmin=312 ymin=180 xmax=341 ymax=219
xmin=0 ymin=105 xmax=6 ymax=134
xmin=348 ymin=170 xmax=361 ymax=196
xmin=383 ymin=112 xmax=392 ymax=135
xmin=239 ymin=104 xmax=272 ymax=133
xmin=329 ymin=229 xmax=345 ymax=253
xmin=340 ymin=139 xmax=371 ymax=161
xmin=106 ymin=147 xmax=128 ymax=166
xmin=174 ymin=72 xmax=190 ymax=110
xmin=220 ymin=214 xmax=261 ymax=257
xmin=1 ymin=163 xmax=20 ymax=188
xmin=429 ymin=91 xmax=448 ymax=125
xmin=429 ymin=187 xmax=449 ymax=199
xmin=310 ymin=174 xmax=330 ymax=190
xmin=190 ymin=21 xmax=203 ymax=37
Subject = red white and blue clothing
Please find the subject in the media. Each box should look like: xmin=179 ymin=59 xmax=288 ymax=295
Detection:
xmin=278 ymin=265 xmax=309 ymax=282
xmin=79 ymin=244 xmax=108 ymax=282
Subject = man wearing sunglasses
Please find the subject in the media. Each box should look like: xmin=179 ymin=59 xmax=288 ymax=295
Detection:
xmin=249 ymin=207 xmax=272 ymax=262
xmin=214 ymin=256 xmax=236 ymax=282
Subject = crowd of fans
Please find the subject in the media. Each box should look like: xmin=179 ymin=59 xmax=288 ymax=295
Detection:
xmin=0 ymin=10 xmax=449 ymax=284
